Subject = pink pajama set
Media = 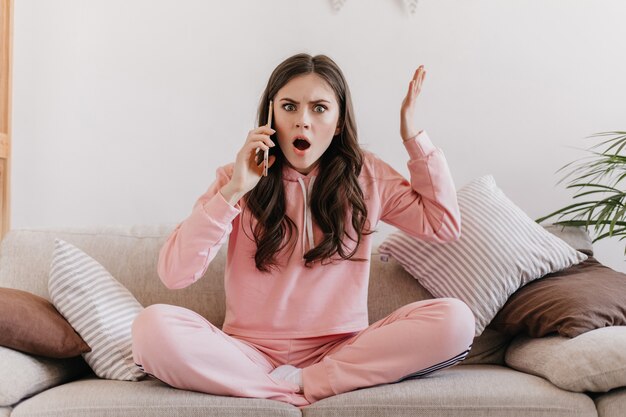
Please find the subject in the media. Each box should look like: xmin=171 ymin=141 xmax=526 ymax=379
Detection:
xmin=131 ymin=130 xmax=475 ymax=408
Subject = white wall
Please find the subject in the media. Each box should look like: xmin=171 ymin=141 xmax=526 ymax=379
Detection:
xmin=11 ymin=0 xmax=626 ymax=272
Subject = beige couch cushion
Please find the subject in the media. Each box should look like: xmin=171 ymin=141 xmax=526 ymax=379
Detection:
xmin=505 ymin=327 xmax=626 ymax=392
xmin=542 ymin=224 xmax=594 ymax=255
xmin=461 ymin=328 xmax=512 ymax=366
xmin=304 ymin=365 xmax=596 ymax=417
xmin=0 ymin=407 xmax=11 ymax=417
xmin=11 ymin=375 xmax=301 ymax=417
xmin=0 ymin=224 xmax=228 ymax=327
xmin=594 ymin=387 xmax=626 ymax=417
xmin=11 ymin=365 xmax=596 ymax=417
xmin=0 ymin=346 xmax=89 ymax=407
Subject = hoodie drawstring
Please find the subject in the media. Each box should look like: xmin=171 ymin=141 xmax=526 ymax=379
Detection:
xmin=297 ymin=176 xmax=316 ymax=259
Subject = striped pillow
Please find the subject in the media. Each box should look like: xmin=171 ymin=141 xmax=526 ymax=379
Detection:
xmin=48 ymin=239 xmax=145 ymax=381
xmin=379 ymin=175 xmax=588 ymax=337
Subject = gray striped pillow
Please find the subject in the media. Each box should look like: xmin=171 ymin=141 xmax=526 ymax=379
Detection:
xmin=379 ymin=175 xmax=588 ymax=337
xmin=48 ymin=239 xmax=145 ymax=381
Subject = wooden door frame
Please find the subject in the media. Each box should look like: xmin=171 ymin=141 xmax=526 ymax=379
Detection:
xmin=0 ymin=0 xmax=12 ymax=239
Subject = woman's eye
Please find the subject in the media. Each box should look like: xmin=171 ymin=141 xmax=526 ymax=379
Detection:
xmin=282 ymin=103 xmax=327 ymax=112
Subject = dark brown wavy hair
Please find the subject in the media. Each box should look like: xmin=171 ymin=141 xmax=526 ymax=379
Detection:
xmin=243 ymin=53 xmax=373 ymax=272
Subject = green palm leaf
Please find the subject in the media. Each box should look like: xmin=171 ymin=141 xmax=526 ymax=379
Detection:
xmin=537 ymin=131 xmax=626 ymax=254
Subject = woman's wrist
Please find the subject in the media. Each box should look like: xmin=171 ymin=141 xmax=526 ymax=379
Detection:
xmin=220 ymin=182 xmax=246 ymax=206
xmin=402 ymin=129 xmax=424 ymax=142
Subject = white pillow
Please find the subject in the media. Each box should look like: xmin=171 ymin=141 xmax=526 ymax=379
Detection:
xmin=379 ymin=174 xmax=588 ymax=336
xmin=0 ymin=346 xmax=89 ymax=406
xmin=48 ymin=239 xmax=145 ymax=381
xmin=506 ymin=327 xmax=626 ymax=392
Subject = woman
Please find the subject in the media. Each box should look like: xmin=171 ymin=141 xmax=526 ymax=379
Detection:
xmin=131 ymin=53 xmax=475 ymax=408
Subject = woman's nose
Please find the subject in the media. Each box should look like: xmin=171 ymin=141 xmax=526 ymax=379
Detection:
xmin=295 ymin=110 xmax=311 ymax=128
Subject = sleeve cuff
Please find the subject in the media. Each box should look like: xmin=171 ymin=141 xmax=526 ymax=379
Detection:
xmin=403 ymin=130 xmax=437 ymax=159
xmin=201 ymin=191 xmax=241 ymax=224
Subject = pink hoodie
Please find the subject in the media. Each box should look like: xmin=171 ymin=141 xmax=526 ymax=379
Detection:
xmin=158 ymin=130 xmax=460 ymax=339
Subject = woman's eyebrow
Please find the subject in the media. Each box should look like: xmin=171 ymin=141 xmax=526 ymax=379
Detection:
xmin=279 ymin=98 xmax=331 ymax=104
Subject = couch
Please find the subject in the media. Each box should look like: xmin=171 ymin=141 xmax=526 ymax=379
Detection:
xmin=0 ymin=223 xmax=624 ymax=417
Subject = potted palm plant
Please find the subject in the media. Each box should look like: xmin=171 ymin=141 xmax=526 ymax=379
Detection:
xmin=536 ymin=131 xmax=626 ymax=254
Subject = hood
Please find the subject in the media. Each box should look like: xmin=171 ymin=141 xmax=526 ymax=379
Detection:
xmin=281 ymin=163 xmax=320 ymax=182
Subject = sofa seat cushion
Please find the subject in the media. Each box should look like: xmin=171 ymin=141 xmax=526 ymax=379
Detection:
xmin=12 ymin=366 xmax=596 ymax=417
xmin=594 ymin=387 xmax=626 ymax=417
xmin=11 ymin=374 xmax=301 ymax=417
xmin=302 ymin=365 xmax=596 ymax=417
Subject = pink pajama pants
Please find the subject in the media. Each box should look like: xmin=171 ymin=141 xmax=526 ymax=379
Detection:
xmin=131 ymin=298 xmax=475 ymax=408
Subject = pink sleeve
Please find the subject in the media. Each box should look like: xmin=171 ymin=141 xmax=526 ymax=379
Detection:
xmin=157 ymin=165 xmax=241 ymax=289
xmin=377 ymin=130 xmax=461 ymax=243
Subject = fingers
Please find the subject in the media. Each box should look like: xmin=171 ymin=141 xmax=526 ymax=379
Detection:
xmin=407 ymin=65 xmax=426 ymax=100
xmin=412 ymin=65 xmax=426 ymax=93
xmin=247 ymin=126 xmax=276 ymax=149
xmin=254 ymin=153 xmax=276 ymax=177
xmin=255 ymin=125 xmax=275 ymax=135
xmin=244 ymin=138 xmax=273 ymax=167
xmin=250 ymin=136 xmax=274 ymax=151
xmin=241 ymin=125 xmax=276 ymax=173
xmin=406 ymin=79 xmax=414 ymax=98
xmin=412 ymin=65 xmax=425 ymax=81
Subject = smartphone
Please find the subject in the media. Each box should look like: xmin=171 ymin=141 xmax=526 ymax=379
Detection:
xmin=256 ymin=100 xmax=273 ymax=176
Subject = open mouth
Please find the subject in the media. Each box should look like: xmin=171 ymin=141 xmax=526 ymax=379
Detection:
xmin=293 ymin=138 xmax=311 ymax=151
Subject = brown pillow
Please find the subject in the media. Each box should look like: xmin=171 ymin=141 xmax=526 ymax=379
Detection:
xmin=0 ymin=287 xmax=91 ymax=358
xmin=489 ymin=251 xmax=626 ymax=338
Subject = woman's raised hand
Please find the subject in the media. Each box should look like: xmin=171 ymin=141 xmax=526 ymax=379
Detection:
xmin=400 ymin=65 xmax=426 ymax=142
xmin=220 ymin=126 xmax=276 ymax=205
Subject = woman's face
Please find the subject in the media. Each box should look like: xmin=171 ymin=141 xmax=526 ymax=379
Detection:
xmin=272 ymin=73 xmax=341 ymax=175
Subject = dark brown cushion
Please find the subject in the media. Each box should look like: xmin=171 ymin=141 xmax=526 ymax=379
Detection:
xmin=0 ymin=287 xmax=91 ymax=358
xmin=489 ymin=250 xmax=626 ymax=338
